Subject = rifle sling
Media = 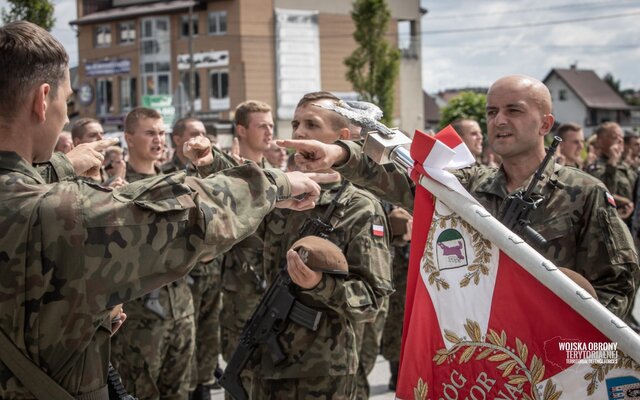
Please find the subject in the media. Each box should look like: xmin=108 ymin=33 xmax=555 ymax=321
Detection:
xmin=0 ymin=327 xmax=108 ymax=400
xmin=319 ymin=180 xmax=350 ymax=229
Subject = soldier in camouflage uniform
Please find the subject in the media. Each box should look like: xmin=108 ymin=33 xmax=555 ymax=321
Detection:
xmin=216 ymin=101 xmax=275 ymax=399
xmin=162 ymin=117 xmax=223 ymax=400
xmin=69 ymin=118 xmax=123 ymax=186
xmin=381 ymin=207 xmax=412 ymax=391
xmin=250 ymin=92 xmax=393 ymax=400
xmin=0 ymin=20 xmax=321 ymax=399
xmin=284 ymin=75 xmax=639 ymax=320
xmin=586 ymin=121 xmax=638 ymax=223
xmin=109 ymin=108 xmax=198 ymax=399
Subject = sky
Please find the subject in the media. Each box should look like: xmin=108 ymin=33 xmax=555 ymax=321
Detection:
xmin=1 ymin=0 xmax=639 ymax=93
xmin=419 ymin=0 xmax=640 ymax=92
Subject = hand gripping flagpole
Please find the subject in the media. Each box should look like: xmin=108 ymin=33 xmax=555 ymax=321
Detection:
xmin=318 ymin=101 xmax=640 ymax=363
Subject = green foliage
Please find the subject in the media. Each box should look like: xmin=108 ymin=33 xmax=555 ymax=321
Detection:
xmin=345 ymin=0 xmax=400 ymax=126
xmin=603 ymin=72 xmax=621 ymax=95
xmin=439 ymin=91 xmax=487 ymax=136
xmin=1 ymin=0 xmax=55 ymax=31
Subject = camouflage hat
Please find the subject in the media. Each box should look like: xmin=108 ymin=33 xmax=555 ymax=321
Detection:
xmin=291 ymin=236 xmax=348 ymax=276
xmin=559 ymin=267 xmax=598 ymax=299
xmin=388 ymin=207 xmax=412 ymax=238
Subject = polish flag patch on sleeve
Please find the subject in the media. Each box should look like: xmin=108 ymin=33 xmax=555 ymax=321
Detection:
xmin=605 ymin=191 xmax=616 ymax=207
xmin=372 ymin=224 xmax=385 ymax=237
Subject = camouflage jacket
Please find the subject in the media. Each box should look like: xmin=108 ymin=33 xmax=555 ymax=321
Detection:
xmin=586 ymin=155 xmax=638 ymax=202
xmin=162 ymin=155 xmax=219 ymax=277
xmin=334 ymin=140 xmax=639 ymax=319
xmin=124 ymin=163 xmax=195 ymax=320
xmin=196 ymin=147 xmax=273 ymax=331
xmin=161 ymin=153 xmax=197 ymax=175
xmin=257 ymin=180 xmax=393 ymax=379
xmin=0 ymin=150 xmax=290 ymax=397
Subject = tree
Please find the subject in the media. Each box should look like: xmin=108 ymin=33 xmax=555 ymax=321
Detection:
xmin=603 ymin=72 xmax=621 ymax=95
xmin=345 ymin=0 xmax=400 ymax=126
xmin=439 ymin=91 xmax=487 ymax=136
xmin=1 ymin=0 xmax=55 ymax=31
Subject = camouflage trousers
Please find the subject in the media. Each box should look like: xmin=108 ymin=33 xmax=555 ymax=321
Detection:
xmin=111 ymin=314 xmax=195 ymax=399
xmin=354 ymin=299 xmax=388 ymax=400
xmin=250 ymin=374 xmax=357 ymax=399
xmin=189 ymin=271 xmax=222 ymax=387
xmin=381 ymin=283 xmax=405 ymax=362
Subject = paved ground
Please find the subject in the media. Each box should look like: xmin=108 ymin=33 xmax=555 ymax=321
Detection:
xmin=211 ymin=355 xmax=396 ymax=399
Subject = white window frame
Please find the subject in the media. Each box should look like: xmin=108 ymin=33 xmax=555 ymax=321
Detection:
xmin=209 ymin=69 xmax=229 ymax=111
xmin=208 ymin=11 xmax=227 ymax=35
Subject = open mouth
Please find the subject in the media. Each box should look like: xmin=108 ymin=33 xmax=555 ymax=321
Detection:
xmin=496 ymin=133 xmax=512 ymax=139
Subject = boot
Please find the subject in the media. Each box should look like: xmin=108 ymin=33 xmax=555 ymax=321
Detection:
xmin=388 ymin=360 xmax=399 ymax=391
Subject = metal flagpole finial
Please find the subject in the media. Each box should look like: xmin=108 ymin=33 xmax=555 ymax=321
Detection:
xmin=312 ymin=100 xmax=394 ymax=137
xmin=312 ymin=100 xmax=412 ymax=167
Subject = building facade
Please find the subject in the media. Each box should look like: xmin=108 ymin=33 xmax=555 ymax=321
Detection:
xmin=543 ymin=67 xmax=636 ymax=137
xmin=71 ymin=0 xmax=424 ymax=146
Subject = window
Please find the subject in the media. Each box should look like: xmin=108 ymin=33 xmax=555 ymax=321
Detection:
xmin=118 ymin=21 xmax=136 ymax=44
xmin=209 ymin=70 xmax=229 ymax=110
xmin=181 ymin=72 xmax=201 ymax=111
xmin=96 ymin=78 xmax=113 ymax=115
xmin=120 ymin=77 xmax=137 ymax=112
xmin=140 ymin=17 xmax=171 ymax=96
xmin=559 ymin=89 xmax=568 ymax=101
xmin=181 ymin=15 xmax=199 ymax=37
xmin=208 ymin=11 xmax=227 ymax=35
xmin=94 ymin=24 xmax=111 ymax=47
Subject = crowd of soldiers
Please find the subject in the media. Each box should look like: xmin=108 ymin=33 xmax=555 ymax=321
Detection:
xmin=1 ymin=20 xmax=639 ymax=400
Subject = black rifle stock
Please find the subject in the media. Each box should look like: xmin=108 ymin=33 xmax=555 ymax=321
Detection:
xmin=216 ymin=181 xmax=349 ymax=400
xmin=499 ymin=136 xmax=562 ymax=248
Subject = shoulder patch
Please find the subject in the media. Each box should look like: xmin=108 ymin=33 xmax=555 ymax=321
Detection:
xmin=372 ymin=224 xmax=385 ymax=237
xmin=605 ymin=191 xmax=616 ymax=208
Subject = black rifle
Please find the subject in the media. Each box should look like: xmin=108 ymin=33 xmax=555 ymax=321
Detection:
xmin=216 ymin=181 xmax=349 ymax=400
xmin=499 ymin=136 xmax=562 ymax=248
xmin=107 ymin=363 xmax=137 ymax=400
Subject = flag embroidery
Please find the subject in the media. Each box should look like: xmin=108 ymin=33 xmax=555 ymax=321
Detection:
xmin=606 ymin=191 xmax=617 ymax=207
xmin=372 ymin=224 xmax=384 ymax=237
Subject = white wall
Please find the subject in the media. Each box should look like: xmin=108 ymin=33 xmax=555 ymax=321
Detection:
xmin=545 ymin=74 xmax=588 ymax=131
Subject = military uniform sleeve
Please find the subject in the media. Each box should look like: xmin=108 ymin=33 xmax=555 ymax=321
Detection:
xmin=196 ymin=146 xmax=240 ymax=177
xmin=40 ymin=163 xmax=288 ymax=314
xmin=586 ymin=161 xmax=629 ymax=199
xmin=577 ymin=183 xmax=640 ymax=317
xmin=334 ymin=140 xmax=415 ymax=212
xmin=297 ymin=200 xmax=393 ymax=323
xmin=34 ymin=152 xmax=76 ymax=183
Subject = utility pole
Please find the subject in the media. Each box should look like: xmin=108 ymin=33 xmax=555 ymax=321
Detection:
xmin=188 ymin=4 xmax=195 ymax=116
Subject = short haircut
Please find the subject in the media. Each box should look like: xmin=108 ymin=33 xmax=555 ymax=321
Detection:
xmin=172 ymin=117 xmax=202 ymax=137
xmin=624 ymin=130 xmax=639 ymax=143
xmin=296 ymin=91 xmax=349 ymax=132
xmin=0 ymin=21 xmax=69 ymax=123
xmin=234 ymin=100 xmax=271 ymax=128
xmin=556 ymin=122 xmax=582 ymax=140
xmin=125 ymin=107 xmax=162 ymax=133
xmin=595 ymin=121 xmax=620 ymax=138
xmin=450 ymin=118 xmax=478 ymax=135
xmin=71 ymin=117 xmax=100 ymax=141
xmin=105 ymin=146 xmax=123 ymax=158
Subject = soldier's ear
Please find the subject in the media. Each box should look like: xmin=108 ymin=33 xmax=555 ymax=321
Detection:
xmin=338 ymin=127 xmax=351 ymax=140
xmin=31 ymin=83 xmax=50 ymax=123
xmin=236 ymin=124 xmax=247 ymax=139
xmin=540 ymin=113 xmax=554 ymax=136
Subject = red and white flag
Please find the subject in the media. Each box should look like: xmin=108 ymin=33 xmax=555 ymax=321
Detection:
xmin=396 ymin=127 xmax=640 ymax=400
